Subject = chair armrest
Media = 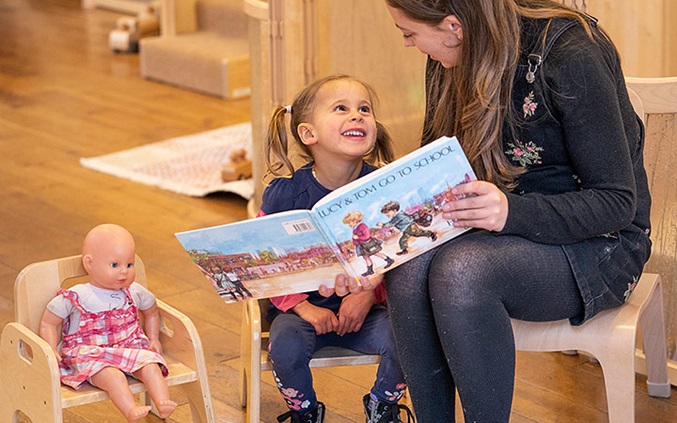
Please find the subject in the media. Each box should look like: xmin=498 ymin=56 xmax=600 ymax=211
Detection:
xmin=156 ymin=299 xmax=204 ymax=370
xmin=0 ymin=322 xmax=63 ymax=413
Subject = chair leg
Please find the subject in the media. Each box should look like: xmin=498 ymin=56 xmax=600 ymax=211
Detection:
xmin=246 ymin=364 xmax=262 ymax=423
xmin=638 ymin=275 xmax=671 ymax=398
xmin=598 ymin=347 xmax=637 ymax=423
xmin=176 ymin=380 xmax=215 ymax=423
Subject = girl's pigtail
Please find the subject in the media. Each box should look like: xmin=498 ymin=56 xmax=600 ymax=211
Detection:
xmin=264 ymin=106 xmax=295 ymax=181
xmin=368 ymin=120 xmax=395 ymax=166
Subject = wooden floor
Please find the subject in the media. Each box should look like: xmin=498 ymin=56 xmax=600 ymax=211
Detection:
xmin=0 ymin=1 xmax=675 ymax=422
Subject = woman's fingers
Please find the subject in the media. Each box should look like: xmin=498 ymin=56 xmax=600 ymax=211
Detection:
xmin=442 ymin=181 xmax=508 ymax=231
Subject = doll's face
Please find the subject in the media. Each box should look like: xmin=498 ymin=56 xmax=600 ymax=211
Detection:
xmin=82 ymin=225 xmax=136 ymax=290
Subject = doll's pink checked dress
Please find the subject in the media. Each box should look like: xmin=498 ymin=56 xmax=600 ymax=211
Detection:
xmin=57 ymin=287 xmax=168 ymax=389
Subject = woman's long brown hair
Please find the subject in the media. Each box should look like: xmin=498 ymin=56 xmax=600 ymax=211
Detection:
xmin=386 ymin=0 xmax=594 ymax=191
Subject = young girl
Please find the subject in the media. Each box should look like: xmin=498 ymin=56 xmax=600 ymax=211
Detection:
xmin=258 ymin=74 xmax=412 ymax=423
xmin=39 ymin=224 xmax=176 ymax=423
xmin=342 ymin=210 xmax=395 ymax=276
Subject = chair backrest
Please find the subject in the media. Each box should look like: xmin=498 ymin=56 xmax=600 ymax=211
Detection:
xmin=625 ymin=76 xmax=677 ymax=361
xmin=14 ymin=254 xmax=147 ymax=334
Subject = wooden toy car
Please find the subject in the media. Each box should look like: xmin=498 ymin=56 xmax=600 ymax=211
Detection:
xmin=222 ymin=148 xmax=253 ymax=181
xmin=109 ymin=4 xmax=160 ymax=53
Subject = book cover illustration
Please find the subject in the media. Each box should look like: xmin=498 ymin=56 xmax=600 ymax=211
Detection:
xmin=312 ymin=136 xmax=475 ymax=281
xmin=175 ymin=136 xmax=476 ymax=303
xmin=175 ymin=210 xmax=345 ymax=303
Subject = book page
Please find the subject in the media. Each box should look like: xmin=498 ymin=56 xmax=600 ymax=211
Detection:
xmin=311 ymin=136 xmax=475 ymax=280
xmin=175 ymin=209 xmax=343 ymax=303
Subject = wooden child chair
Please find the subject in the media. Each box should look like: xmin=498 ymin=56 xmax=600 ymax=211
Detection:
xmin=239 ymin=298 xmax=383 ymax=423
xmin=0 ymin=254 xmax=215 ymax=423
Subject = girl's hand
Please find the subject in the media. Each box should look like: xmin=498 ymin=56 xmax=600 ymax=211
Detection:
xmin=319 ymin=274 xmax=382 ymax=297
xmin=292 ymin=301 xmax=339 ymax=335
xmin=336 ymin=291 xmax=374 ymax=336
xmin=443 ymin=180 xmax=508 ymax=232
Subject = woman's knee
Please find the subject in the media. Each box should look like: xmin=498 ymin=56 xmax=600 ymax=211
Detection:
xmin=427 ymin=237 xmax=499 ymax=300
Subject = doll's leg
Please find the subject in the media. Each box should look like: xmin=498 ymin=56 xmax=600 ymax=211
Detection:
xmin=133 ymin=363 xmax=177 ymax=418
xmin=91 ymin=367 xmax=150 ymax=423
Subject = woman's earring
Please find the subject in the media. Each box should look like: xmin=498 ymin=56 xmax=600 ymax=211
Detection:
xmin=458 ymin=34 xmax=463 ymax=41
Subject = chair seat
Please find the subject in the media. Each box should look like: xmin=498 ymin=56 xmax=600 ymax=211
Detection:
xmin=60 ymin=360 xmax=197 ymax=408
xmin=259 ymin=346 xmax=381 ymax=372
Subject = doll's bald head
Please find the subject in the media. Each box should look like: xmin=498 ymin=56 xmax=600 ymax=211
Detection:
xmin=82 ymin=224 xmax=136 ymax=289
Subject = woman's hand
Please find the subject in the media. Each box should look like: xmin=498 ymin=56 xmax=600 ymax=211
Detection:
xmin=319 ymin=274 xmax=383 ymax=297
xmin=443 ymin=180 xmax=508 ymax=232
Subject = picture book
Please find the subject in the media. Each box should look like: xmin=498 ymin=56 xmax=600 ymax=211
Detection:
xmin=175 ymin=136 xmax=476 ymax=303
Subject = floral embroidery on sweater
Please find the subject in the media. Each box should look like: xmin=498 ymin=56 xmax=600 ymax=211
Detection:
xmin=505 ymin=140 xmax=543 ymax=166
xmin=523 ymin=91 xmax=538 ymax=118
xmin=624 ymin=275 xmax=639 ymax=302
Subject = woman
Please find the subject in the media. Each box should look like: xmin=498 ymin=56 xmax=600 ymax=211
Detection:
xmin=356 ymin=1 xmax=650 ymax=421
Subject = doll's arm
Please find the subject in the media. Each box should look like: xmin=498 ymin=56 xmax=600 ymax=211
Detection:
xmin=39 ymin=309 xmax=63 ymax=361
xmin=141 ymin=302 xmax=162 ymax=354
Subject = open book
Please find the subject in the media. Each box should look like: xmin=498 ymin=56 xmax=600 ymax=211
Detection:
xmin=175 ymin=136 xmax=476 ymax=303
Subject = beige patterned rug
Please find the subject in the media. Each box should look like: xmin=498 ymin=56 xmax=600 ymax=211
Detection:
xmin=80 ymin=123 xmax=253 ymax=198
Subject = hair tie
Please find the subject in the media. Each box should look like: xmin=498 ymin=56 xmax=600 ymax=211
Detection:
xmin=284 ymin=105 xmax=292 ymax=114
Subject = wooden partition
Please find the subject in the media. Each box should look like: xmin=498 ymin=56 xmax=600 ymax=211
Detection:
xmin=587 ymin=0 xmax=677 ymax=77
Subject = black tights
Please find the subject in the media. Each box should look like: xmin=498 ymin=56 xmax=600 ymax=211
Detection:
xmin=385 ymin=231 xmax=584 ymax=423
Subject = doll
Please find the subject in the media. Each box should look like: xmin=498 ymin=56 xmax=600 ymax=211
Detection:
xmin=39 ymin=223 xmax=176 ymax=423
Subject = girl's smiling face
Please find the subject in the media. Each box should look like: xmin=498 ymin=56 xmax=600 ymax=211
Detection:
xmin=386 ymin=5 xmax=464 ymax=69
xmin=298 ymin=79 xmax=378 ymax=162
